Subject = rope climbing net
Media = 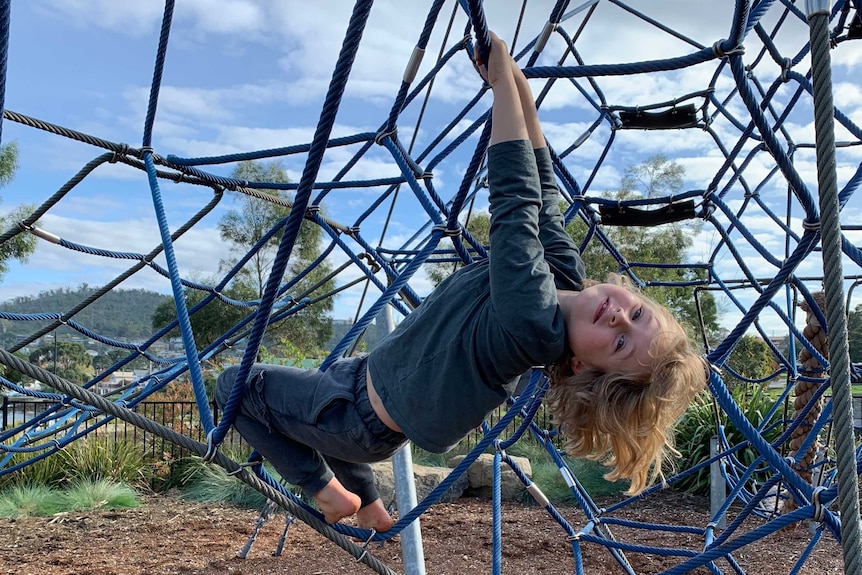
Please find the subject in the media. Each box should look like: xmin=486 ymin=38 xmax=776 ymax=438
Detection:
xmin=1 ymin=1 xmax=862 ymax=573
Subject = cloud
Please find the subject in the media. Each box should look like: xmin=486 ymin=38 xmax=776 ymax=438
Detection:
xmin=42 ymin=0 xmax=266 ymax=36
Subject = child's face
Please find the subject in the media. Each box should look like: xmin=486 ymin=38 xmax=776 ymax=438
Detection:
xmin=564 ymin=283 xmax=661 ymax=377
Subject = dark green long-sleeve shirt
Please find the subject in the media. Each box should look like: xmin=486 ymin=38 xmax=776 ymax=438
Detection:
xmin=368 ymin=139 xmax=585 ymax=453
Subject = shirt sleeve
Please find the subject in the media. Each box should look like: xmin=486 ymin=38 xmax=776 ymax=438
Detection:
xmin=487 ymin=140 xmax=562 ymax=343
xmin=533 ymin=146 xmax=586 ymax=291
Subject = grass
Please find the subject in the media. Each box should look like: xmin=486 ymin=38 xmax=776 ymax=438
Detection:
xmin=0 ymin=479 xmax=139 ymax=518
xmin=61 ymin=479 xmax=140 ymax=511
xmin=0 ymin=484 xmax=66 ymax=517
xmin=176 ymin=450 xmax=310 ymax=509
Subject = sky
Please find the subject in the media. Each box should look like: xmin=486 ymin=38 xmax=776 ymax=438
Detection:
xmin=0 ymin=0 xmax=861 ymax=344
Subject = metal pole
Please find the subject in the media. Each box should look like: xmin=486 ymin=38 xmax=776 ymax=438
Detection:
xmin=805 ymin=2 xmax=862 ymax=573
xmin=380 ymin=305 xmax=426 ymax=575
xmin=709 ymin=435 xmax=727 ymax=529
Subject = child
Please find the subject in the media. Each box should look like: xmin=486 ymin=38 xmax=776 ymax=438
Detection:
xmin=216 ymin=33 xmax=705 ymax=533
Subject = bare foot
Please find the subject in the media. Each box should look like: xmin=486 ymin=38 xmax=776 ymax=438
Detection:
xmin=356 ymin=498 xmax=394 ymax=532
xmin=314 ymin=478 xmax=361 ymax=524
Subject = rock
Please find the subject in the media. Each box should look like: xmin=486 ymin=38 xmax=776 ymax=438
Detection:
xmin=447 ymin=453 xmax=531 ymax=501
xmin=371 ymin=460 xmax=468 ymax=510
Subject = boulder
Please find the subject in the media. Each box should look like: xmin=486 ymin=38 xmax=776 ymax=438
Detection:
xmin=371 ymin=460 xmax=468 ymax=509
xmin=447 ymin=453 xmax=532 ymax=501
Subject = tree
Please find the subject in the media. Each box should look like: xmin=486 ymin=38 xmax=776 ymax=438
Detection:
xmin=151 ymin=279 xmax=257 ymax=351
xmin=0 ymin=142 xmax=38 ymax=283
xmin=217 ymin=160 xmax=334 ymax=357
xmin=428 ymin=155 xmax=719 ymax=338
xmin=721 ymin=334 xmax=777 ymax=390
xmin=28 ymin=341 xmax=93 ymax=384
xmin=426 ymin=213 xmax=490 ymax=288
xmin=93 ymin=349 xmax=151 ymax=373
xmin=570 ymin=155 xmax=719 ymax=337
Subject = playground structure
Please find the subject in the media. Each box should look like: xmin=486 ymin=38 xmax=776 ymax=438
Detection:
xmin=1 ymin=1 xmax=862 ymax=574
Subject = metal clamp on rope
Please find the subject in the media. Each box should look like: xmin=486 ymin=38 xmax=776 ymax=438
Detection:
xmin=354 ymin=528 xmax=377 ymax=563
xmin=305 ymin=205 xmax=321 ymax=218
xmin=359 ymin=252 xmax=381 ymax=273
xmin=712 ymin=40 xmax=745 ymax=58
xmin=27 ymin=225 xmax=61 ymax=244
xmin=535 ymin=21 xmax=557 ymax=53
xmin=139 ymin=146 xmax=154 ymax=158
xmin=780 ymin=57 xmax=793 ymax=83
xmin=802 ymin=218 xmax=821 ymax=231
xmin=110 ymin=143 xmax=130 ymax=164
xmin=375 ymin=127 xmax=398 ymax=146
xmin=432 ymin=224 xmax=461 ymax=238
xmin=226 ymin=455 xmax=264 ymax=476
xmin=705 ymin=357 xmax=722 ymax=378
xmin=404 ymin=45 xmax=425 ymax=84
xmin=202 ymin=428 xmax=219 ymax=463
xmin=811 ymin=485 xmax=827 ymax=522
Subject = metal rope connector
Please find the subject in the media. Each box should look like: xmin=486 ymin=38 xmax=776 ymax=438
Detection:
xmin=354 ymin=528 xmax=377 ymax=563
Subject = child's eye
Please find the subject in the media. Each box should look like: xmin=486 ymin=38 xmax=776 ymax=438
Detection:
xmin=615 ymin=335 xmax=625 ymax=352
xmin=633 ymin=307 xmax=642 ymax=321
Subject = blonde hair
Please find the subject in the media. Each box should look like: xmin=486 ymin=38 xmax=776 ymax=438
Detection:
xmin=545 ymin=275 xmax=707 ymax=495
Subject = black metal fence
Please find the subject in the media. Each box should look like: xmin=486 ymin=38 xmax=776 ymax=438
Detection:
xmin=1 ymin=396 xmax=564 ymax=481
xmin=1 ymin=397 xmax=249 ymax=480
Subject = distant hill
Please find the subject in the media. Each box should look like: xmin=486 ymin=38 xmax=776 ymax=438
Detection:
xmin=0 ymin=285 xmax=171 ymax=342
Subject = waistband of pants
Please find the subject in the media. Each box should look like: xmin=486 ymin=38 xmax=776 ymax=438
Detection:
xmin=354 ymin=355 xmax=407 ymax=446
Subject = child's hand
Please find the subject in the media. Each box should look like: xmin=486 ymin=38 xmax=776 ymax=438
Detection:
xmin=477 ymin=31 xmax=513 ymax=88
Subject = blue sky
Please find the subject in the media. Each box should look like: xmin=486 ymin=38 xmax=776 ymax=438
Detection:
xmin=0 ymin=0 xmax=860 ymax=339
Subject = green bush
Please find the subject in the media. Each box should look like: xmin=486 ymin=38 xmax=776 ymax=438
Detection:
xmin=673 ymin=385 xmax=784 ymax=494
xmin=59 ymin=436 xmax=150 ymax=487
xmin=0 ymin=449 xmax=67 ymax=489
xmin=0 ymin=435 xmax=151 ymax=490
xmin=176 ymin=447 xmax=303 ymax=509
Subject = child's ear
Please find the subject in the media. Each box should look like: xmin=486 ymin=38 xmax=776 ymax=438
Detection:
xmin=569 ymin=356 xmax=584 ymax=375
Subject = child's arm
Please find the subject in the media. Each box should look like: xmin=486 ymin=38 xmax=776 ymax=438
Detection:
xmin=485 ymin=36 xmax=563 ymax=355
xmin=487 ymin=38 xmax=528 ymax=146
xmin=510 ymin=59 xmax=585 ymax=289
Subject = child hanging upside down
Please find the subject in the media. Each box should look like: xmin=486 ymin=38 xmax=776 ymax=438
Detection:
xmin=216 ymin=32 xmax=706 ymax=533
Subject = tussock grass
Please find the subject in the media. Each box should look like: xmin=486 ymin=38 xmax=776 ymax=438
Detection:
xmin=60 ymin=478 xmax=140 ymax=511
xmin=0 ymin=484 xmax=65 ymax=517
xmin=0 ymin=479 xmax=138 ymax=517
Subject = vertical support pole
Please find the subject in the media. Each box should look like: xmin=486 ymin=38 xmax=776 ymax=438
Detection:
xmin=0 ymin=0 xmax=10 ymax=146
xmin=381 ymin=305 xmax=426 ymax=575
xmin=805 ymin=2 xmax=862 ymax=573
xmin=709 ymin=435 xmax=727 ymax=529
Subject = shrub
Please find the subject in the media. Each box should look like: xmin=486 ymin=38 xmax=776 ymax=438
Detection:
xmin=176 ymin=447 xmax=300 ymax=509
xmin=673 ymin=385 xmax=784 ymax=494
xmin=0 ymin=448 xmax=67 ymax=489
xmin=59 ymin=436 xmax=150 ymax=487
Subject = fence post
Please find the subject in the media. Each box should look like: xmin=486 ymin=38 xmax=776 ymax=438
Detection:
xmin=1 ymin=395 xmax=7 ymax=430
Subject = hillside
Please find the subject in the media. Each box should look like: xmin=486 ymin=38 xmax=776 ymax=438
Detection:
xmin=0 ymin=285 xmax=171 ymax=342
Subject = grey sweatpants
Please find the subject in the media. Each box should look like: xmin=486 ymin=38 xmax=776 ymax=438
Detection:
xmin=215 ymin=355 xmax=407 ymax=508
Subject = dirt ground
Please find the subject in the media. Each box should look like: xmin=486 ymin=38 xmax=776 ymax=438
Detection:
xmin=0 ymin=490 xmax=846 ymax=575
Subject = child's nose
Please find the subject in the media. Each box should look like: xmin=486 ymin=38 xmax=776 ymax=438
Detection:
xmin=610 ymin=307 xmax=628 ymax=326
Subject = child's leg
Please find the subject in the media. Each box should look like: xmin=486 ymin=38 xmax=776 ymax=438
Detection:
xmin=325 ymin=456 xmax=393 ymax=531
xmin=215 ymin=359 xmax=405 ymax=525
xmin=228 ymin=407 xmax=360 ymax=523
